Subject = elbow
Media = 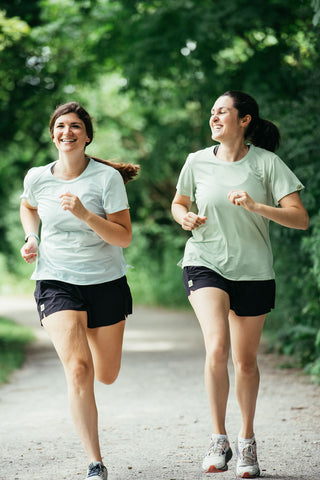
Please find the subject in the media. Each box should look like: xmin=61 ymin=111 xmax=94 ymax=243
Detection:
xmin=121 ymin=231 xmax=132 ymax=248
xmin=171 ymin=204 xmax=175 ymax=219
xmin=297 ymin=212 xmax=309 ymax=230
xmin=122 ymin=240 xmax=131 ymax=249
xmin=301 ymin=215 xmax=310 ymax=230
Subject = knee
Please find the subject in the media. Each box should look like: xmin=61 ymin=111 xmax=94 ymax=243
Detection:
xmin=66 ymin=359 xmax=93 ymax=390
xmin=95 ymin=364 xmax=121 ymax=385
xmin=206 ymin=341 xmax=229 ymax=369
xmin=233 ymin=356 xmax=258 ymax=376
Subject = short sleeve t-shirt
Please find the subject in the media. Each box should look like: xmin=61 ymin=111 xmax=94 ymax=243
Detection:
xmin=176 ymin=145 xmax=304 ymax=281
xmin=21 ymin=158 xmax=130 ymax=285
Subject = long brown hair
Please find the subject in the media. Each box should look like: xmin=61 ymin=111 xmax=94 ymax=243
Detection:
xmin=49 ymin=102 xmax=140 ymax=183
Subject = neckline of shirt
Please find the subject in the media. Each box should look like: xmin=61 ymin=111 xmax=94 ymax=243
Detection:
xmin=212 ymin=144 xmax=252 ymax=165
xmin=50 ymin=157 xmax=93 ymax=182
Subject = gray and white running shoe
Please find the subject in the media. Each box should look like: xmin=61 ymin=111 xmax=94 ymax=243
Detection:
xmin=85 ymin=461 xmax=108 ymax=480
xmin=236 ymin=436 xmax=260 ymax=478
xmin=202 ymin=434 xmax=233 ymax=472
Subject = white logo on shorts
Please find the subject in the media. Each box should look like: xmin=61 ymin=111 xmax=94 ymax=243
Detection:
xmin=188 ymin=280 xmax=193 ymax=288
xmin=40 ymin=304 xmax=45 ymax=312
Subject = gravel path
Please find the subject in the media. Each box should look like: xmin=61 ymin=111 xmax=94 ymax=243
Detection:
xmin=0 ymin=296 xmax=319 ymax=480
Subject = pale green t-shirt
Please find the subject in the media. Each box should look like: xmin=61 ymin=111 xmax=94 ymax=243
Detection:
xmin=176 ymin=145 xmax=304 ymax=281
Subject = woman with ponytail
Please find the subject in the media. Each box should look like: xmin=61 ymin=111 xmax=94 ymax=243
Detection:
xmin=20 ymin=102 xmax=139 ymax=480
xmin=172 ymin=91 xmax=308 ymax=478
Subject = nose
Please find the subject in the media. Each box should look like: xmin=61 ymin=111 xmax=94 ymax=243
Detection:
xmin=210 ymin=113 xmax=218 ymax=127
xmin=63 ymin=125 xmax=72 ymax=134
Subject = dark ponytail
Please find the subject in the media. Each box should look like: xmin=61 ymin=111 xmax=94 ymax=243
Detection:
xmin=50 ymin=102 xmax=140 ymax=184
xmin=222 ymin=91 xmax=280 ymax=152
xmin=247 ymin=117 xmax=280 ymax=152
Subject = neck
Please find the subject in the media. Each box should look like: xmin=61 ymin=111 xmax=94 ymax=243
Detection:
xmin=215 ymin=140 xmax=249 ymax=163
xmin=53 ymin=152 xmax=89 ymax=180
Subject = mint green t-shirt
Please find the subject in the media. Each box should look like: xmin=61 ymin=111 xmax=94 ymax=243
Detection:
xmin=176 ymin=145 xmax=304 ymax=281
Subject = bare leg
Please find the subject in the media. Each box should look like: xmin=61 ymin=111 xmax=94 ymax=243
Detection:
xmin=229 ymin=311 xmax=266 ymax=438
xmin=189 ymin=287 xmax=231 ymax=434
xmin=43 ymin=311 xmax=125 ymax=464
xmin=87 ymin=319 xmax=125 ymax=385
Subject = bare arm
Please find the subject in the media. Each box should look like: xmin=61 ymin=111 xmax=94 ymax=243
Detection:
xmin=228 ymin=190 xmax=309 ymax=230
xmin=60 ymin=191 xmax=132 ymax=248
xmin=20 ymin=199 xmax=40 ymax=263
xmin=171 ymin=192 xmax=207 ymax=231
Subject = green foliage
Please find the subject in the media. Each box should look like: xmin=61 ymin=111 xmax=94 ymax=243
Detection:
xmin=0 ymin=317 xmax=35 ymax=384
xmin=303 ymin=212 xmax=320 ymax=290
xmin=126 ymin=222 xmax=187 ymax=306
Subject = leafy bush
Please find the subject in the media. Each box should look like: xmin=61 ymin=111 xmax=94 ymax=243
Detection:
xmin=126 ymin=222 xmax=188 ymax=307
xmin=0 ymin=317 xmax=35 ymax=384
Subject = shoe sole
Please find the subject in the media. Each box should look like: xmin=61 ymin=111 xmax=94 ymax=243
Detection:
xmin=203 ymin=448 xmax=233 ymax=473
xmin=236 ymin=468 xmax=260 ymax=478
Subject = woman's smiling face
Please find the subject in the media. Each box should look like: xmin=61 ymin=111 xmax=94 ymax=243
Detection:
xmin=209 ymin=95 xmax=246 ymax=142
xmin=52 ymin=112 xmax=90 ymax=153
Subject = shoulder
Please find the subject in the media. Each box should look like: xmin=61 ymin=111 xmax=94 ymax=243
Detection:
xmin=88 ymin=159 xmax=125 ymax=192
xmin=249 ymin=145 xmax=283 ymax=173
xmin=186 ymin=146 xmax=213 ymax=166
xmin=89 ymin=159 xmax=123 ymax=179
xmin=24 ymin=163 xmax=54 ymax=184
xmin=249 ymin=145 xmax=278 ymax=162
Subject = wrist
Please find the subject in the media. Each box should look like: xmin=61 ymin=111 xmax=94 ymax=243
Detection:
xmin=25 ymin=232 xmax=39 ymax=243
xmin=252 ymin=202 xmax=262 ymax=214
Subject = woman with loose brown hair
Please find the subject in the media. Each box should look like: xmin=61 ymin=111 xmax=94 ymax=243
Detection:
xmin=49 ymin=101 xmax=139 ymax=184
xmin=20 ymin=101 xmax=139 ymax=480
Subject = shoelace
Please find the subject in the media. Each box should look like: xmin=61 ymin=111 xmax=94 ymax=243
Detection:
xmin=239 ymin=443 xmax=256 ymax=464
xmin=88 ymin=464 xmax=103 ymax=477
xmin=208 ymin=438 xmax=227 ymax=456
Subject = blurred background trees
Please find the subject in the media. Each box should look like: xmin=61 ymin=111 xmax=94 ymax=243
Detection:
xmin=0 ymin=0 xmax=319 ymax=378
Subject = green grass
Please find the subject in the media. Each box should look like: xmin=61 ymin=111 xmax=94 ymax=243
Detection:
xmin=0 ymin=317 xmax=35 ymax=384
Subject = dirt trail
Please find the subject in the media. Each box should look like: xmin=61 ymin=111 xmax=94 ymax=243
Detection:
xmin=0 ymin=296 xmax=319 ymax=480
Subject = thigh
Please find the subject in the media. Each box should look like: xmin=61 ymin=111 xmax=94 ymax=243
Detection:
xmin=229 ymin=311 xmax=266 ymax=364
xmin=86 ymin=320 xmax=126 ymax=384
xmin=189 ymin=287 xmax=231 ymax=353
xmin=42 ymin=310 xmax=92 ymax=367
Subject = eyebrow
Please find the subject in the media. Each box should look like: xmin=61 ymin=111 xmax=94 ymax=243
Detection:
xmin=55 ymin=121 xmax=82 ymax=126
xmin=211 ymin=106 xmax=232 ymax=114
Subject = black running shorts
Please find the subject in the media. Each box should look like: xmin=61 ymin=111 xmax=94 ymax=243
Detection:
xmin=183 ymin=266 xmax=275 ymax=317
xmin=34 ymin=276 xmax=132 ymax=328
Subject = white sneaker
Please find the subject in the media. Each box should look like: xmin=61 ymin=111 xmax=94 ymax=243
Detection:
xmin=202 ymin=434 xmax=233 ymax=472
xmin=85 ymin=461 xmax=108 ymax=480
xmin=236 ymin=436 xmax=260 ymax=478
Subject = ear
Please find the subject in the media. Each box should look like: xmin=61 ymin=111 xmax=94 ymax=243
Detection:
xmin=241 ymin=115 xmax=252 ymax=127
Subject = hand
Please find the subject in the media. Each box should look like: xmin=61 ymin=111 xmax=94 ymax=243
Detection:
xmin=228 ymin=190 xmax=256 ymax=212
xmin=59 ymin=191 xmax=87 ymax=220
xmin=181 ymin=212 xmax=207 ymax=231
xmin=21 ymin=238 xmax=38 ymax=264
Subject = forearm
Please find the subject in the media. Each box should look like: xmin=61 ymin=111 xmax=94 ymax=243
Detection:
xmin=20 ymin=203 xmax=40 ymax=236
xmin=171 ymin=202 xmax=189 ymax=226
xmin=83 ymin=210 xmax=132 ymax=248
xmin=253 ymin=203 xmax=309 ymax=230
